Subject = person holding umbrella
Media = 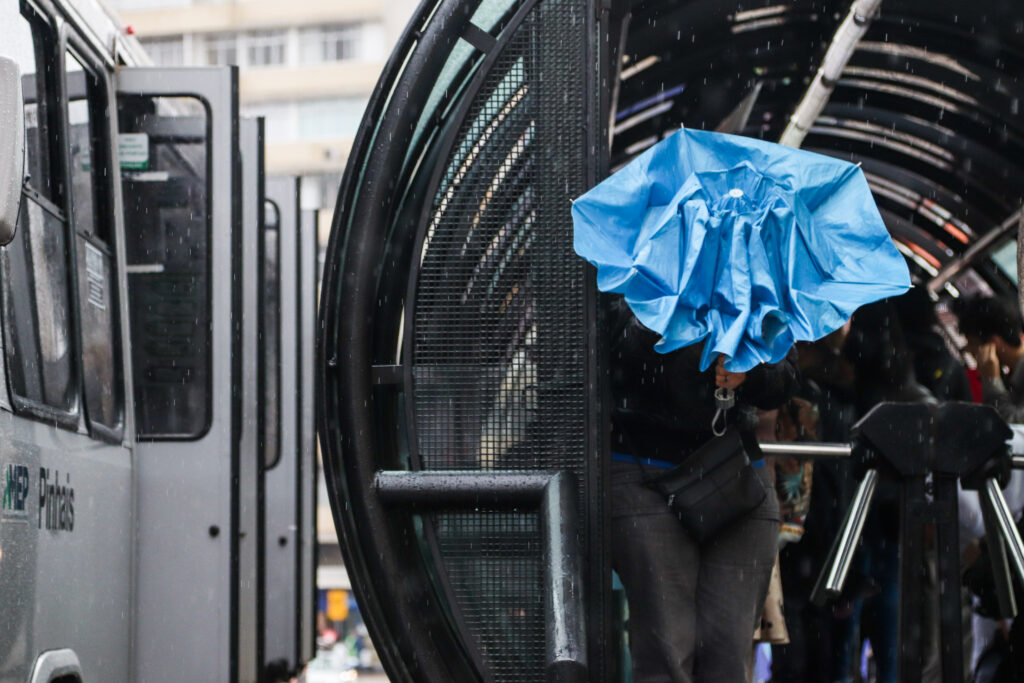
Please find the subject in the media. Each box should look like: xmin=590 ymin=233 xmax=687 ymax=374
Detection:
xmin=573 ymin=128 xmax=910 ymax=682
xmin=605 ymin=293 xmax=797 ymax=682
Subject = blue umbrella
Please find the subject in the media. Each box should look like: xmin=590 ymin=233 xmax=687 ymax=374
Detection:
xmin=572 ymin=128 xmax=911 ymax=375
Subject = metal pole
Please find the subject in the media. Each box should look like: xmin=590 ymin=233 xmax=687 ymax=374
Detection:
xmin=540 ymin=471 xmax=587 ymax=683
xmin=898 ymin=476 xmax=927 ymax=683
xmin=979 ymin=488 xmax=1018 ymax=620
xmin=778 ymin=0 xmax=883 ymax=148
xmin=932 ymin=476 xmax=964 ymax=681
xmin=374 ymin=469 xmax=589 ymax=681
xmin=759 ymin=441 xmax=852 ymax=459
xmin=1017 ymin=203 xmax=1024 ymax=324
xmin=375 ymin=470 xmax=556 ymax=508
xmin=812 ymin=468 xmax=879 ymax=605
xmin=983 ymin=477 xmax=1024 ymax=586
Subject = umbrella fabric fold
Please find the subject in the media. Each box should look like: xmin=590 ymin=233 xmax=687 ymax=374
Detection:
xmin=572 ymin=128 xmax=911 ymax=373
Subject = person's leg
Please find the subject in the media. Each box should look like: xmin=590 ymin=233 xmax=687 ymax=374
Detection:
xmin=694 ymin=476 xmax=779 ymax=682
xmin=771 ymin=547 xmax=810 ymax=682
xmin=867 ymin=538 xmax=901 ymax=683
xmin=612 ymin=465 xmax=700 ymax=683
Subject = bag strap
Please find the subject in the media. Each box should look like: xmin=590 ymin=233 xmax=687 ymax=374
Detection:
xmin=619 ymin=423 xmax=763 ymax=483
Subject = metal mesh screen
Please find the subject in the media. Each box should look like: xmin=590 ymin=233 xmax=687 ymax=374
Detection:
xmin=411 ymin=0 xmax=589 ymax=679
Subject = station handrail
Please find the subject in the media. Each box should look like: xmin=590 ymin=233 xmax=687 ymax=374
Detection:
xmin=759 ymin=442 xmax=852 ymax=458
xmin=762 ymin=438 xmax=1024 ymax=469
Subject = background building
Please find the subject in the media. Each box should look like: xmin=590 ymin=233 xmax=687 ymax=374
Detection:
xmin=112 ymin=0 xmax=416 ymax=232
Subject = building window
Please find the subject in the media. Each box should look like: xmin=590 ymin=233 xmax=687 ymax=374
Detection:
xmin=140 ymin=35 xmax=185 ymax=66
xmin=205 ymin=33 xmax=237 ymax=66
xmin=299 ymin=24 xmax=360 ymax=63
xmin=297 ymin=98 xmax=367 ymax=140
xmin=242 ymin=102 xmax=296 ymax=143
xmin=109 ymin=0 xmax=190 ymax=9
xmin=247 ymin=29 xmax=287 ymax=67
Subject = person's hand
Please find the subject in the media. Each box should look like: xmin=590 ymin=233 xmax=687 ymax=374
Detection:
xmin=977 ymin=343 xmax=1000 ymax=380
xmin=716 ymin=356 xmax=746 ymax=390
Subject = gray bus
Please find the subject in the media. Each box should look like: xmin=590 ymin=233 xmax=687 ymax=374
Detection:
xmin=0 ymin=0 xmax=316 ymax=680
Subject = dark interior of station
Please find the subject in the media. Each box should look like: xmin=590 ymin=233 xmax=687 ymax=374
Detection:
xmin=613 ymin=0 xmax=1023 ymax=298
xmin=317 ymin=1 xmax=1024 ymax=682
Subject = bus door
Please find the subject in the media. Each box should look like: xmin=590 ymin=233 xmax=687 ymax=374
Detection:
xmin=238 ymin=115 xmax=266 ymax=683
xmin=262 ymin=176 xmax=302 ymax=679
xmin=298 ymin=206 xmax=318 ymax=666
xmin=115 ymin=66 xmax=247 ymax=683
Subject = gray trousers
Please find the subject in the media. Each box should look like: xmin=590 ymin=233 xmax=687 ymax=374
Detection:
xmin=611 ymin=462 xmax=779 ymax=683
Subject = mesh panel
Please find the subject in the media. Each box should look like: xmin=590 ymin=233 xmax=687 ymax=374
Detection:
xmin=411 ymin=1 xmax=588 ymax=680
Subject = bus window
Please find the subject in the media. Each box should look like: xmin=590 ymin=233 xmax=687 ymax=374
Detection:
xmin=1 ymin=201 xmax=76 ymax=415
xmin=119 ymin=95 xmax=211 ymax=439
xmin=262 ymin=199 xmax=280 ymax=468
xmin=0 ymin=5 xmax=76 ymax=419
xmin=66 ymin=48 xmax=122 ymax=437
xmin=3 ymin=3 xmax=55 ymax=201
xmin=65 ymin=51 xmax=107 ymax=241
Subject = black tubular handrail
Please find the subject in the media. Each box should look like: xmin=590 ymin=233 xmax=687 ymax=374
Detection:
xmin=375 ymin=470 xmax=588 ymax=683
xmin=321 ymin=0 xmax=600 ymax=680
xmin=317 ymin=0 xmax=494 ymax=680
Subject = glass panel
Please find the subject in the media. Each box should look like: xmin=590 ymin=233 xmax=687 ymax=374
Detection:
xmin=119 ymin=95 xmax=211 ymax=438
xmin=66 ymin=51 xmax=121 ymax=435
xmin=65 ymin=51 xmax=106 ymax=241
xmin=406 ymin=0 xmax=521 ymax=160
xmin=77 ymin=237 xmax=122 ymax=432
xmin=1 ymin=198 xmax=76 ymax=411
xmin=990 ymin=238 xmax=1017 ymax=283
xmin=2 ymin=4 xmax=54 ymax=200
xmin=262 ymin=200 xmax=280 ymax=468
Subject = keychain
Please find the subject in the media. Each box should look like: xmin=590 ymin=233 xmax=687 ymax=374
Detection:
xmin=712 ymin=386 xmax=735 ymax=436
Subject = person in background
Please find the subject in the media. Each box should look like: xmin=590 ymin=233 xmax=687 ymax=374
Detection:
xmin=771 ymin=330 xmax=858 ymax=683
xmin=841 ymin=300 xmax=939 ymax=683
xmin=954 ymin=296 xmax=1024 ymax=679
xmin=956 ymin=295 xmax=1024 ymax=422
xmin=894 ymin=287 xmax=973 ymax=402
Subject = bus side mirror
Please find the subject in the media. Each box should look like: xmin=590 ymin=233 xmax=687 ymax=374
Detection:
xmin=0 ymin=56 xmax=25 ymax=247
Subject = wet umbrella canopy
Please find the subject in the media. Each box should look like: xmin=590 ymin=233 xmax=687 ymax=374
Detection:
xmin=572 ymin=127 xmax=912 ymax=372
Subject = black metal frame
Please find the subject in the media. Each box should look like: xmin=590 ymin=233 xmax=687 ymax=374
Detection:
xmin=375 ymin=470 xmax=587 ymax=682
xmin=318 ymin=0 xmax=603 ymax=681
xmin=319 ymin=1 xmax=522 ymax=680
xmin=396 ymin=2 xmax=601 ymax=680
xmin=809 ymin=402 xmax=1019 ymax=683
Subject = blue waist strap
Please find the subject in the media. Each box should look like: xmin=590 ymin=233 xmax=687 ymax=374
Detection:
xmin=611 ymin=452 xmax=677 ymax=469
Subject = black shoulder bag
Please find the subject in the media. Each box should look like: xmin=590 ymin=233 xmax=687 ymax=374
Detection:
xmin=632 ymin=426 xmax=766 ymax=544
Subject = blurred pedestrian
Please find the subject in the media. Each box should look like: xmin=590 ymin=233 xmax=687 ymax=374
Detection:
xmin=956 ymin=295 xmax=1024 ymax=421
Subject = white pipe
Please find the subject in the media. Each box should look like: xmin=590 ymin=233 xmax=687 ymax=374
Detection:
xmin=779 ymin=0 xmax=883 ymax=149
